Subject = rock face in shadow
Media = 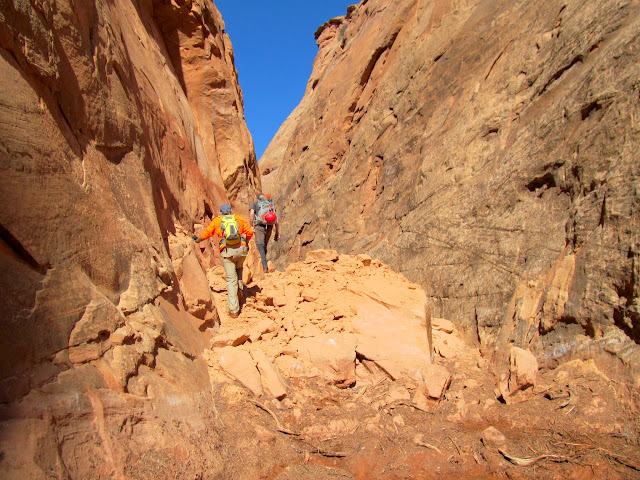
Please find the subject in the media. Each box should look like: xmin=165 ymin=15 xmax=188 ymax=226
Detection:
xmin=260 ymin=0 xmax=640 ymax=380
xmin=0 ymin=0 xmax=259 ymax=477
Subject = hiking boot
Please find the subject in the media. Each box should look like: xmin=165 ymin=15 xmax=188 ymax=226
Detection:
xmin=229 ymin=311 xmax=239 ymax=318
xmin=263 ymin=268 xmax=268 ymax=273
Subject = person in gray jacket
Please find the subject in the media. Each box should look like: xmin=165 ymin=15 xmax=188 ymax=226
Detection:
xmin=249 ymin=194 xmax=280 ymax=272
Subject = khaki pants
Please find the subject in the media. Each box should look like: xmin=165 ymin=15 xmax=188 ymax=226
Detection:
xmin=221 ymin=245 xmax=248 ymax=314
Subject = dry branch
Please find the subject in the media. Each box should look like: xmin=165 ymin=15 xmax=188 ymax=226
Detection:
xmin=251 ymin=400 xmax=299 ymax=436
xmin=416 ymin=441 xmax=444 ymax=454
xmin=498 ymin=448 xmax=568 ymax=466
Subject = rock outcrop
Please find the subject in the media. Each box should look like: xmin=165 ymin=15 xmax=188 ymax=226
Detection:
xmin=0 ymin=0 xmax=260 ymax=477
xmin=260 ymin=0 xmax=640 ymax=386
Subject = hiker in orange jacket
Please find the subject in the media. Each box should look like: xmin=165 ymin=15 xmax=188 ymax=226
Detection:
xmin=192 ymin=203 xmax=253 ymax=318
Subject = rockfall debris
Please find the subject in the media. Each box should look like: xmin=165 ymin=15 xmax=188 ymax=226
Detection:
xmin=198 ymin=250 xmax=639 ymax=479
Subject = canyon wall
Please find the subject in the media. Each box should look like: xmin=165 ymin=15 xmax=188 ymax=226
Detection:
xmin=0 ymin=0 xmax=260 ymax=476
xmin=261 ymin=0 xmax=640 ymax=380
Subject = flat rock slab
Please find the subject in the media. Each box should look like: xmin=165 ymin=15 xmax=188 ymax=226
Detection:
xmin=217 ymin=346 xmax=263 ymax=396
xmin=353 ymin=297 xmax=431 ymax=380
xmin=290 ymin=334 xmax=358 ymax=387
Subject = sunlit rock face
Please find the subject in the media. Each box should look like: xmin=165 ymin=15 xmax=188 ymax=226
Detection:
xmin=0 ymin=0 xmax=259 ymax=477
xmin=261 ymin=0 xmax=640 ymax=378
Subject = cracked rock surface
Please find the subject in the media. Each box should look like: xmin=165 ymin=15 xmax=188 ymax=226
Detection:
xmin=261 ymin=0 xmax=640 ymax=380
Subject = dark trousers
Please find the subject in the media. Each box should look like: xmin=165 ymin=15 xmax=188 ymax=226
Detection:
xmin=254 ymin=224 xmax=273 ymax=270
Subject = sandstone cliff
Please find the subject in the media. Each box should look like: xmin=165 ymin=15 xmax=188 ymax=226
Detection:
xmin=261 ymin=0 xmax=640 ymax=383
xmin=0 ymin=0 xmax=259 ymax=476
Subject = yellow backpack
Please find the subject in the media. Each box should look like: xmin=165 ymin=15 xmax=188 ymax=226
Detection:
xmin=220 ymin=215 xmax=241 ymax=246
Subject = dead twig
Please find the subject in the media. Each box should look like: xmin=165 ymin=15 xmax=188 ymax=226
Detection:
xmin=565 ymin=434 xmax=640 ymax=472
xmin=416 ymin=441 xmax=444 ymax=455
xmin=588 ymin=444 xmax=640 ymax=472
xmin=554 ymin=441 xmax=592 ymax=448
xmin=598 ymin=447 xmax=639 ymax=466
xmin=449 ymin=436 xmax=463 ymax=456
xmin=414 ymin=434 xmax=443 ymax=455
xmin=396 ymin=400 xmax=430 ymax=413
xmin=298 ymin=438 xmax=347 ymax=458
xmin=557 ymin=396 xmax=571 ymax=409
xmin=382 ymin=429 xmax=394 ymax=444
xmin=252 ymin=402 xmax=348 ymax=459
xmin=251 ymin=400 xmax=299 ymax=436
xmin=352 ymin=385 xmax=368 ymax=402
xmin=609 ymin=455 xmax=640 ymax=472
xmin=498 ymin=448 xmax=569 ymax=466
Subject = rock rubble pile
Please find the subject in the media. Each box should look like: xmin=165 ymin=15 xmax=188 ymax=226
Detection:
xmin=182 ymin=248 xmax=639 ymax=479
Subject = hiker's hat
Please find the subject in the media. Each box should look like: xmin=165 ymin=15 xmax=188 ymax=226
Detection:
xmin=219 ymin=203 xmax=232 ymax=214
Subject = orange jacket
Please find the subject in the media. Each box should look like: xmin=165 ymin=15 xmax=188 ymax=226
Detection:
xmin=201 ymin=214 xmax=253 ymax=251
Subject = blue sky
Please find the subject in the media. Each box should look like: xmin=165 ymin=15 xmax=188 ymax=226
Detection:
xmin=215 ymin=1 xmax=355 ymax=160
